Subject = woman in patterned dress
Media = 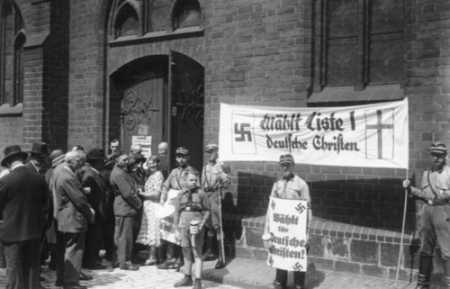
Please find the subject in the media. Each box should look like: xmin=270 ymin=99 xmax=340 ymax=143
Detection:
xmin=136 ymin=155 xmax=164 ymax=265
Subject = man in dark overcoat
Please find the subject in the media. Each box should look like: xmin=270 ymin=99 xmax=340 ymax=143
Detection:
xmin=0 ymin=145 xmax=48 ymax=289
xmin=81 ymin=148 xmax=107 ymax=270
xmin=25 ymin=142 xmax=49 ymax=175
xmin=110 ymin=154 xmax=142 ymax=271
xmin=55 ymin=151 xmax=94 ymax=289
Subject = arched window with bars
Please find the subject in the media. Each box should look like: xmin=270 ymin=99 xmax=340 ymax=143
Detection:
xmin=0 ymin=0 xmax=24 ymax=106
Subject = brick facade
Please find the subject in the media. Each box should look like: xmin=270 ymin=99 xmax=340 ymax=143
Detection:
xmin=1 ymin=0 xmax=450 ymax=279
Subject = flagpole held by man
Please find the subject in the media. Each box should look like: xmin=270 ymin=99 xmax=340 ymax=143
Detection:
xmin=403 ymin=143 xmax=450 ymax=289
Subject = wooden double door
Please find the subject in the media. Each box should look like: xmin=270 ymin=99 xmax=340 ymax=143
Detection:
xmin=118 ymin=52 xmax=204 ymax=171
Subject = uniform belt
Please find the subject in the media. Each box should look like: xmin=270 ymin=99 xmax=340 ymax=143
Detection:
xmin=204 ymin=188 xmax=216 ymax=192
xmin=182 ymin=206 xmax=201 ymax=212
xmin=426 ymin=198 xmax=450 ymax=206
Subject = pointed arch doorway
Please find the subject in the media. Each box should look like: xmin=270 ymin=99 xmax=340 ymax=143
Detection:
xmin=109 ymin=52 xmax=204 ymax=171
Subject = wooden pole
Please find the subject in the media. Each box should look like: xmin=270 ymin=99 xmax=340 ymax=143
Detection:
xmin=395 ymin=170 xmax=409 ymax=288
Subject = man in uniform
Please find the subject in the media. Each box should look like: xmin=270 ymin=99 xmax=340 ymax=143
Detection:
xmin=264 ymin=154 xmax=312 ymax=289
xmin=158 ymin=147 xmax=197 ymax=270
xmin=201 ymin=144 xmax=230 ymax=269
xmin=403 ymin=143 xmax=450 ymax=289
xmin=110 ymin=154 xmax=142 ymax=271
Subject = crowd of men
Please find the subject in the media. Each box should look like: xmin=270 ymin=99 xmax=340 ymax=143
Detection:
xmin=0 ymin=139 xmax=229 ymax=289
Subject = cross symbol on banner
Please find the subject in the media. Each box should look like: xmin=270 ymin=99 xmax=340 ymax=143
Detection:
xmin=365 ymin=109 xmax=394 ymax=159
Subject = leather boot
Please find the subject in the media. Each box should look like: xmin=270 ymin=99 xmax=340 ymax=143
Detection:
xmin=274 ymin=269 xmax=287 ymax=289
xmin=174 ymin=274 xmax=193 ymax=287
xmin=203 ymin=235 xmax=217 ymax=261
xmin=415 ymin=254 xmax=433 ymax=289
xmin=443 ymin=259 xmax=450 ymax=288
xmin=193 ymin=278 xmax=202 ymax=289
xmin=215 ymin=236 xmax=225 ymax=269
xmin=294 ymin=271 xmax=306 ymax=289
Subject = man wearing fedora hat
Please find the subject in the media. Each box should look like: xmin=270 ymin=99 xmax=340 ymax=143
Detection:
xmin=158 ymin=147 xmax=197 ymax=271
xmin=0 ymin=145 xmax=49 ymax=289
xmin=201 ymin=143 xmax=230 ymax=269
xmin=25 ymin=142 xmax=49 ymax=175
xmin=403 ymin=143 xmax=450 ymax=289
xmin=81 ymin=149 xmax=107 ymax=270
xmin=264 ymin=154 xmax=312 ymax=289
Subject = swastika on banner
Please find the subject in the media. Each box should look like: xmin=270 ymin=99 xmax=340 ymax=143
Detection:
xmin=231 ymin=110 xmax=257 ymax=154
xmin=268 ymin=256 xmax=274 ymax=267
xmin=293 ymin=262 xmax=303 ymax=271
xmin=295 ymin=203 xmax=306 ymax=214
xmin=271 ymin=199 xmax=276 ymax=210
xmin=234 ymin=123 xmax=252 ymax=142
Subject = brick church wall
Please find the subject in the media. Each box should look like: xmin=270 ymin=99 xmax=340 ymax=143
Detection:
xmin=203 ymin=0 xmax=450 ymax=279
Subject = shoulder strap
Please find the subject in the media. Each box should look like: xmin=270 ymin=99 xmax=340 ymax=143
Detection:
xmin=427 ymin=170 xmax=440 ymax=199
xmin=175 ymin=169 xmax=183 ymax=189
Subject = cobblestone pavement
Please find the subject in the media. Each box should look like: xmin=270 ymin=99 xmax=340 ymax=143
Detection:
xmin=0 ymin=263 xmax=244 ymax=289
xmin=0 ymin=258 xmax=447 ymax=289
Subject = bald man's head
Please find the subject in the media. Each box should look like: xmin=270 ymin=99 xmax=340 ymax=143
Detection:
xmin=158 ymin=142 xmax=168 ymax=155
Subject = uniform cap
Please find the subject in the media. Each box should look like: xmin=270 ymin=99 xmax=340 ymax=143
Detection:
xmin=429 ymin=143 xmax=447 ymax=154
xmin=175 ymin=147 xmax=189 ymax=155
xmin=205 ymin=143 xmax=219 ymax=151
xmin=279 ymin=154 xmax=295 ymax=165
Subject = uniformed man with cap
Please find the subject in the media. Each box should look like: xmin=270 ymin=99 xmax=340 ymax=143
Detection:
xmin=201 ymin=143 xmax=230 ymax=269
xmin=403 ymin=143 xmax=450 ymax=289
xmin=158 ymin=147 xmax=197 ymax=270
xmin=264 ymin=154 xmax=312 ymax=289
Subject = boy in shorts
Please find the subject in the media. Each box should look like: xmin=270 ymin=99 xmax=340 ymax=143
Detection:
xmin=173 ymin=168 xmax=210 ymax=289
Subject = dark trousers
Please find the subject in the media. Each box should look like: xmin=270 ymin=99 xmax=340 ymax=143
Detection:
xmin=63 ymin=232 xmax=85 ymax=285
xmin=55 ymin=229 xmax=65 ymax=282
xmin=114 ymin=216 xmax=134 ymax=267
xmin=83 ymin=221 xmax=103 ymax=267
xmin=419 ymin=204 xmax=450 ymax=258
xmin=275 ymin=269 xmax=305 ymax=288
xmin=3 ymin=239 xmax=40 ymax=289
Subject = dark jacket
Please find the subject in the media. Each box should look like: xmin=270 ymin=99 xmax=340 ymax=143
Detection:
xmin=0 ymin=166 xmax=48 ymax=242
xmin=55 ymin=166 xmax=93 ymax=233
xmin=81 ymin=164 xmax=106 ymax=222
xmin=25 ymin=161 xmax=41 ymax=175
xmin=110 ymin=165 xmax=142 ymax=217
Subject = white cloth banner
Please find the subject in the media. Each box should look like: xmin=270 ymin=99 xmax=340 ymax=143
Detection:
xmin=160 ymin=189 xmax=181 ymax=245
xmin=267 ymin=197 xmax=308 ymax=272
xmin=219 ymin=99 xmax=408 ymax=168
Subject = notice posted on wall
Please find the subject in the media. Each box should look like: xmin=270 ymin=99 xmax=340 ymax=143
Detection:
xmin=132 ymin=135 xmax=152 ymax=159
xmin=267 ymin=197 xmax=308 ymax=272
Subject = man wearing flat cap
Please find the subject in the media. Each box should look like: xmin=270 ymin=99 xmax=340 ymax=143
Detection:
xmin=110 ymin=154 xmax=142 ymax=271
xmin=45 ymin=149 xmax=66 ymax=284
xmin=81 ymin=149 xmax=107 ymax=270
xmin=201 ymin=143 xmax=230 ymax=269
xmin=264 ymin=154 xmax=312 ymax=289
xmin=0 ymin=145 xmax=48 ymax=289
xmin=158 ymin=147 xmax=197 ymax=270
xmin=403 ymin=143 xmax=450 ymax=289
